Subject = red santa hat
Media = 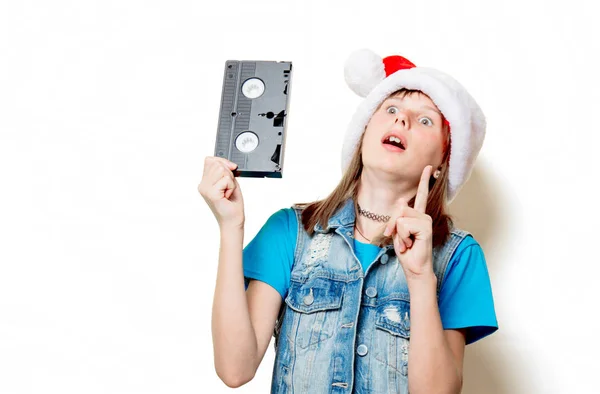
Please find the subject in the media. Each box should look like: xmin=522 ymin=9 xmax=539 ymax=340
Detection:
xmin=342 ymin=48 xmax=486 ymax=204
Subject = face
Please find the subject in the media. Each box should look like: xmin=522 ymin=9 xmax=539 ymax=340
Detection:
xmin=361 ymin=91 xmax=448 ymax=179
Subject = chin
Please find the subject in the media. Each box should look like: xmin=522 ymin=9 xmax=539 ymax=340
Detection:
xmin=363 ymin=159 xmax=398 ymax=175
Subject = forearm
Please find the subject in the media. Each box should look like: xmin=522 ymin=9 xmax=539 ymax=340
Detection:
xmin=211 ymin=225 xmax=258 ymax=386
xmin=407 ymin=271 xmax=462 ymax=394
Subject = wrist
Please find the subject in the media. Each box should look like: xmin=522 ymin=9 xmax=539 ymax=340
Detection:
xmin=406 ymin=270 xmax=437 ymax=293
xmin=219 ymin=219 xmax=245 ymax=232
xmin=219 ymin=223 xmax=245 ymax=241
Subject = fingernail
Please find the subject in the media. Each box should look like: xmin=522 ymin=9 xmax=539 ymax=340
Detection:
xmin=383 ymin=228 xmax=390 ymax=237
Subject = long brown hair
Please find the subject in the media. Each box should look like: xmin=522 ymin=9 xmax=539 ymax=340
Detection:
xmin=294 ymin=89 xmax=455 ymax=249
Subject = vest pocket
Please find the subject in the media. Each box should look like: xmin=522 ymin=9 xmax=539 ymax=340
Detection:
xmin=284 ymin=277 xmax=345 ymax=349
xmin=375 ymin=298 xmax=411 ymax=338
xmin=374 ymin=298 xmax=411 ymax=377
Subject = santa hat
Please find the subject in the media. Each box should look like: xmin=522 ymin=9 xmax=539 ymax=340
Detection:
xmin=342 ymin=48 xmax=486 ymax=204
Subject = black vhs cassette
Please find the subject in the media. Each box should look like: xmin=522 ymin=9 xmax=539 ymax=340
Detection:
xmin=214 ymin=59 xmax=293 ymax=178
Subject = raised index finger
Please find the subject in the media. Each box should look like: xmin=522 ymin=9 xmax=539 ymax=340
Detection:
xmin=414 ymin=165 xmax=432 ymax=213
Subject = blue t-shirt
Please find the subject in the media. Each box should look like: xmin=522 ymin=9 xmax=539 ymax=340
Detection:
xmin=243 ymin=208 xmax=498 ymax=345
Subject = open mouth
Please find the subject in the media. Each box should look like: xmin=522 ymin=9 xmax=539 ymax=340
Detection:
xmin=382 ymin=135 xmax=406 ymax=151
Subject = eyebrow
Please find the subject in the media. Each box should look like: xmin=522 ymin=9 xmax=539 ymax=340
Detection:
xmin=385 ymin=97 xmax=442 ymax=116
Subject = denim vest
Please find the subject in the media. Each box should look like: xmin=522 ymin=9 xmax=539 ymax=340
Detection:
xmin=270 ymin=197 xmax=471 ymax=393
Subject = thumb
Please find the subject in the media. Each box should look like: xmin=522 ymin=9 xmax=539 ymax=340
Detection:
xmin=383 ymin=222 xmax=395 ymax=237
xmin=226 ymin=160 xmax=238 ymax=171
xmin=383 ymin=198 xmax=406 ymax=236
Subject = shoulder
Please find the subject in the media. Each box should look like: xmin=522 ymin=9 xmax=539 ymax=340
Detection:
xmin=259 ymin=207 xmax=297 ymax=231
xmin=445 ymin=225 xmax=481 ymax=256
xmin=453 ymin=232 xmax=480 ymax=253
xmin=245 ymin=208 xmax=298 ymax=247
xmin=441 ymin=231 xmax=488 ymax=287
xmin=449 ymin=231 xmax=484 ymax=265
xmin=261 ymin=207 xmax=299 ymax=243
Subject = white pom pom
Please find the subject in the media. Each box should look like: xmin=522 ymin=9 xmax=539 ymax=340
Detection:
xmin=344 ymin=49 xmax=386 ymax=97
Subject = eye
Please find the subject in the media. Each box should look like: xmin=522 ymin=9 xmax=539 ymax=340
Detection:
xmin=419 ymin=117 xmax=433 ymax=126
xmin=386 ymin=106 xmax=398 ymax=114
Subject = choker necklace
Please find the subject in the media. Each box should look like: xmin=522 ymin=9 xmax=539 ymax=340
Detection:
xmin=357 ymin=203 xmax=390 ymax=223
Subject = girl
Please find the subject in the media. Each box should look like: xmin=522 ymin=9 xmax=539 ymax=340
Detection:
xmin=199 ymin=49 xmax=498 ymax=393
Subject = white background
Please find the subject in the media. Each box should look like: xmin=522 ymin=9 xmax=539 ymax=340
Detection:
xmin=1 ymin=0 xmax=598 ymax=393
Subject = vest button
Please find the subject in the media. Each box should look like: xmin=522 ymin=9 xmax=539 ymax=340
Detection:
xmin=380 ymin=253 xmax=389 ymax=264
xmin=365 ymin=287 xmax=377 ymax=298
xmin=356 ymin=344 xmax=368 ymax=356
xmin=303 ymin=294 xmax=314 ymax=305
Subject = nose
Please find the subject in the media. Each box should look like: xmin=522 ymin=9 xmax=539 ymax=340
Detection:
xmin=394 ymin=110 xmax=410 ymax=128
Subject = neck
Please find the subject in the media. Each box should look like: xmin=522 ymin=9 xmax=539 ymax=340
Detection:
xmin=354 ymin=166 xmax=419 ymax=237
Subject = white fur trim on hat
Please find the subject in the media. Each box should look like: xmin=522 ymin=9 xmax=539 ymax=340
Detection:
xmin=341 ymin=49 xmax=486 ymax=205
